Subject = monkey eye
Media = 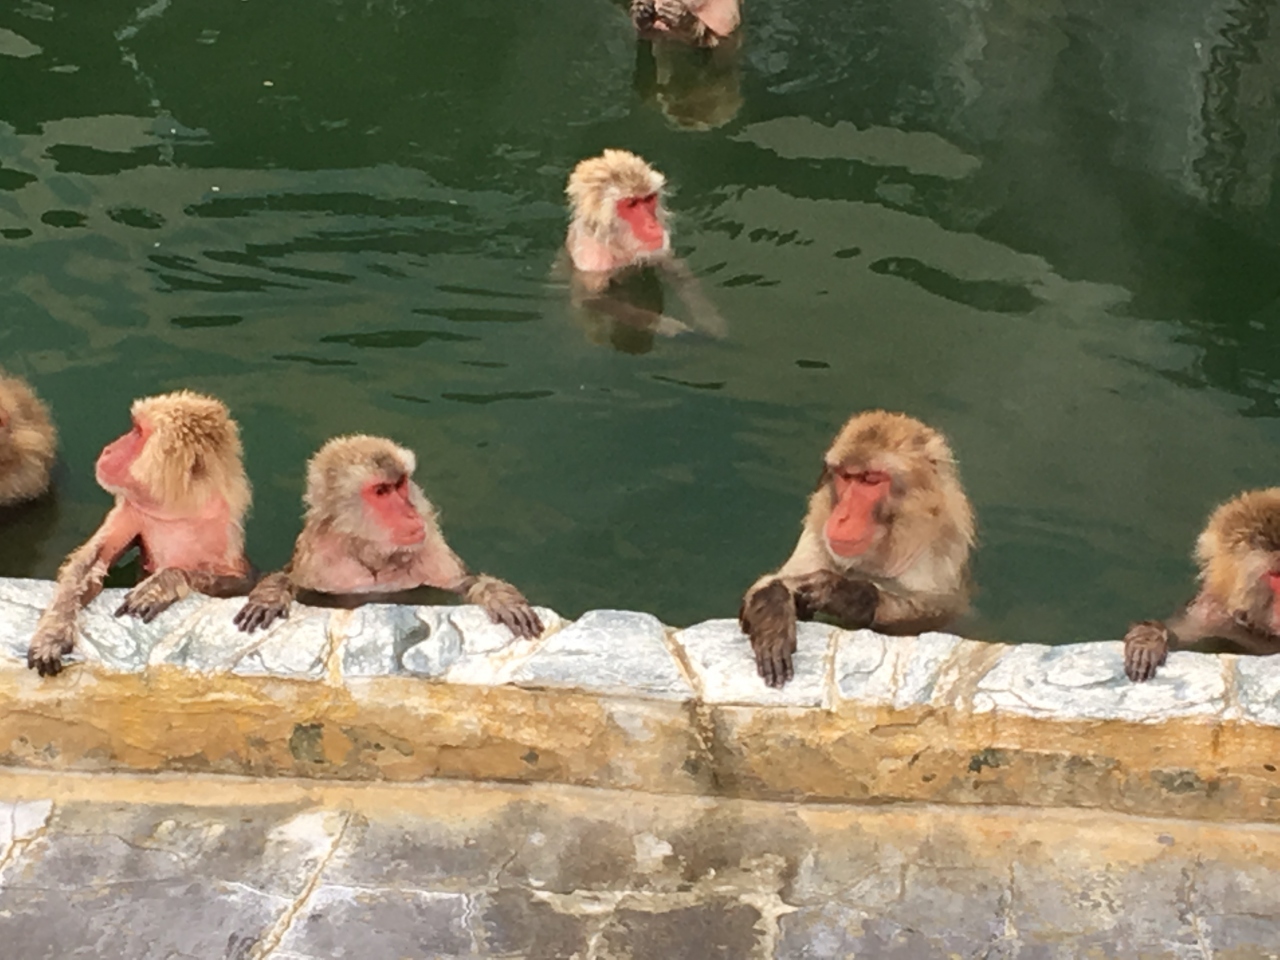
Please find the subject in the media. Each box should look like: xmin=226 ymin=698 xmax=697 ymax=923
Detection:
xmin=373 ymin=482 xmax=393 ymax=497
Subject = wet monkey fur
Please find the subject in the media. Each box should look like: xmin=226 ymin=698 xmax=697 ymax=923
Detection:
xmin=1125 ymin=489 xmax=1280 ymax=682
xmin=565 ymin=149 xmax=725 ymax=339
xmin=0 ymin=370 xmax=57 ymax=507
xmin=739 ymin=411 xmax=976 ymax=687
xmin=235 ymin=435 xmax=543 ymax=640
xmin=630 ymin=0 xmax=740 ymax=47
xmin=27 ymin=391 xmax=255 ymax=676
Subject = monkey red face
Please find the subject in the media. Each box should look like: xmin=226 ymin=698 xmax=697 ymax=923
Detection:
xmin=616 ymin=193 xmax=665 ymax=251
xmin=95 ymin=415 xmax=150 ymax=492
xmin=362 ymin=473 xmax=425 ymax=546
xmin=825 ymin=467 xmax=892 ymax=558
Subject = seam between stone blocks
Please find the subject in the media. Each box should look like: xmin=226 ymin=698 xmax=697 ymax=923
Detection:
xmin=660 ymin=625 xmax=703 ymax=702
xmin=0 ymin=799 xmax=54 ymax=879
xmin=249 ymin=810 xmax=352 ymax=960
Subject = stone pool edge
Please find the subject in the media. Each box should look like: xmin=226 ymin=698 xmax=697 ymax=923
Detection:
xmin=1 ymin=576 xmax=1278 ymax=822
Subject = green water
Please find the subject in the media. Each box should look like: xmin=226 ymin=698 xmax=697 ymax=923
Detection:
xmin=2 ymin=0 xmax=1279 ymax=644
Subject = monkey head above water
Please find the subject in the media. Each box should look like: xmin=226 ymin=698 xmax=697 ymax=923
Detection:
xmin=234 ymin=435 xmax=543 ymax=640
xmin=564 ymin=149 xmax=725 ymax=343
xmin=1125 ymin=489 xmax=1280 ymax=682
xmin=0 ymin=370 xmax=57 ymax=508
xmin=630 ymin=0 xmax=741 ymax=47
xmin=739 ymin=411 xmax=976 ymax=687
xmin=27 ymin=391 xmax=255 ymax=676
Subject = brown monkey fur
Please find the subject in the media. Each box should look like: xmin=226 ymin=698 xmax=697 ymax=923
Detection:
xmin=565 ymin=149 xmax=725 ymax=339
xmin=234 ymin=435 xmax=543 ymax=639
xmin=1125 ymin=488 xmax=1280 ymax=681
xmin=739 ymin=410 xmax=976 ymax=687
xmin=27 ymin=391 xmax=255 ymax=676
xmin=0 ymin=370 xmax=56 ymax=507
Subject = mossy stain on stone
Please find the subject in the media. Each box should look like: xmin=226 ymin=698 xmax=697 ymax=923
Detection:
xmin=968 ymin=748 xmax=1005 ymax=773
xmin=290 ymin=723 xmax=326 ymax=764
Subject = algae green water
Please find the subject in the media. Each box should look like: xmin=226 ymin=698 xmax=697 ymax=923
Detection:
xmin=2 ymin=0 xmax=1279 ymax=644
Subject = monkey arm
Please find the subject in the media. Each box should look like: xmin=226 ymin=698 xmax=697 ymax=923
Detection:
xmin=1122 ymin=594 xmax=1280 ymax=682
xmin=233 ymin=570 xmax=296 ymax=634
xmin=28 ymin=506 xmax=139 ymax=676
xmin=790 ymin=570 xmax=879 ymax=629
xmin=659 ymin=258 xmax=728 ymax=338
xmin=459 ymin=574 xmax=544 ymax=640
xmin=116 ymin=567 xmax=258 ymax=624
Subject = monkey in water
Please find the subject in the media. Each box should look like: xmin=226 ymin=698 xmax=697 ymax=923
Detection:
xmin=27 ymin=391 xmax=255 ymax=676
xmin=1125 ymin=489 xmax=1280 ymax=682
xmin=565 ymin=148 xmax=726 ymax=347
xmin=739 ymin=411 xmax=976 ymax=687
xmin=630 ymin=0 xmax=740 ymax=48
xmin=234 ymin=435 xmax=543 ymax=639
xmin=0 ymin=370 xmax=57 ymax=507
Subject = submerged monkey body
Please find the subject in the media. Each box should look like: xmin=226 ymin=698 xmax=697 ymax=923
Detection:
xmin=236 ymin=435 xmax=542 ymax=640
xmin=1125 ymin=488 xmax=1280 ymax=681
xmin=741 ymin=411 xmax=975 ymax=686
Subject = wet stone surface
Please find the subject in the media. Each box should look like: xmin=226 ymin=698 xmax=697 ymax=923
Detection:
xmin=4 ymin=782 xmax=1280 ymax=959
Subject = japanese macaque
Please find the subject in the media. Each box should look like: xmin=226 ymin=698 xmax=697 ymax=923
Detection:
xmin=234 ymin=435 xmax=543 ymax=639
xmin=565 ymin=149 xmax=726 ymax=344
xmin=0 ymin=371 xmax=57 ymax=507
xmin=739 ymin=411 xmax=976 ymax=687
xmin=631 ymin=0 xmax=741 ymax=47
xmin=27 ymin=392 xmax=254 ymax=676
xmin=1125 ymin=489 xmax=1280 ymax=682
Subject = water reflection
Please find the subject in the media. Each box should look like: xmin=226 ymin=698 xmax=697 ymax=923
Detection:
xmin=0 ymin=0 xmax=1278 ymax=643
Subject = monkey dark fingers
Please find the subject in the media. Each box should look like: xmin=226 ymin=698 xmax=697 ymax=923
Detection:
xmin=233 ymin=602 xmax=285 ymax=634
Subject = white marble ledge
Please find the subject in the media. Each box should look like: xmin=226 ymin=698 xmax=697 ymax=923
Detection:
xmin=0 ymin=577 xmax=1278 ymax=725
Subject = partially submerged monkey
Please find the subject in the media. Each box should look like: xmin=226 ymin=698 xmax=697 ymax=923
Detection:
xmin=27 ymin=391 xmax=255 ymax=676
xmin=1125 ymin=489 xmax=1280 ymax=682
xmin=0 ymin=370 xmax=57 ymax=507
xmin=234 ymin=435 xmax=543 ymax=639
xmin=565 ymin=148 xmax=726 ymax=343
xmin=740 ymin=411 xmax=976 ymax=687
xmin=630 ymin=0 xmax=741 ymax=48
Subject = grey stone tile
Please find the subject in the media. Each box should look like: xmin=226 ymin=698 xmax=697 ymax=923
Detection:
xmin=599 ymin=901 xmax=763 ymax=960
xmin=478 ymin=888 xmax=594 ymax=959
xmin=0 ymin=578 xmax=52 ymax=663
xmin=0 ymin=879 xmax=284 ymax=960
xmin=834 ymin=630 xmax=964 ymax=708
xmin=1228 ymin=654 xmax=1280 ymax=725
xmin=276 ymin=885 xmax=473 ymax=958
xmin=341 ymin=604 xmax=434 ymax=677
xmin=145 ymin=597 xmax=328 ymax=677
xmin=673 ymin=619 xmax=832 ymax=707
xmin=0 ymin=799 xmax=53 ymax=884
xmin=437 ymin=605 xmax=564 ymax=685
xmin=509 ymin=610 xmax=693 ymax=700
xmin=972 ymin=642 xmax=1228 ymax=721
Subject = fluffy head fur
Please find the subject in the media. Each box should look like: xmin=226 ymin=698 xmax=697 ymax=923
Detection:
xmin=130 ymin=391 xmax=250 ymax=520
xmin=304 ymin=434 xmax=434 ymax=539
xmin=0 ymin=370 xmax=57 ymax=506
xmin=1197 ymin=488 xmax=1280 ymax=611
xmin=814 ymin=410 xmax=975 ymax=577
xmin=565 ymin=149 xmax=667 ymax=240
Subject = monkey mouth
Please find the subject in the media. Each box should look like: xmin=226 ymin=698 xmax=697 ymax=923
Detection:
xmin=827 ymin=534 xmax=875 ymax=558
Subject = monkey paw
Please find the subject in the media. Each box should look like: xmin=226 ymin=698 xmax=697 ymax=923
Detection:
xmin=486 ymin=602 xmax=544 ymax=640
xmin=233 ymin=597 xmax=289 ymax=634
xmin=115 ymin=569 xmax=187 ymax=623
xmin=1123 ymin=621 xmax=1169 ymax=682
xmin=27 ymin=624 xmax=75 ymax=677
xmin=741 ymin=580 xmax=797 ymax=688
